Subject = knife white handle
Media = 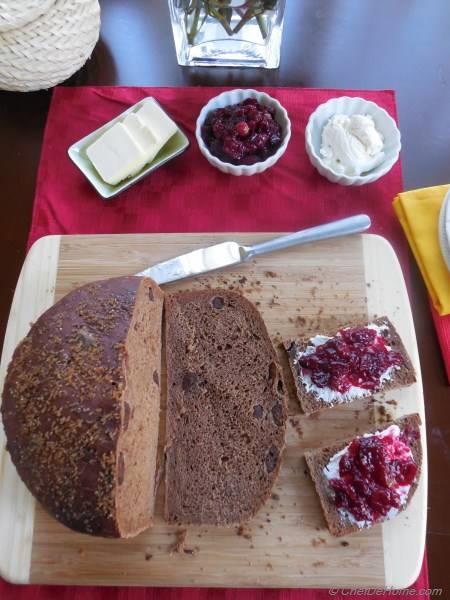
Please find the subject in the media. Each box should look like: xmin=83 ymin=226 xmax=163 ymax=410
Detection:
xmin=245 ymin=214 xmax=371 ymax=258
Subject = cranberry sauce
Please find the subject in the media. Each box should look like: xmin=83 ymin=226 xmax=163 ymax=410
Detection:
xmin=299 ymin=326 xmax=404 ymax=394
xmin=329 ymin=428 xmax=417 ymax=524
xmin=201 ymin=98 xmax=283 ymax=165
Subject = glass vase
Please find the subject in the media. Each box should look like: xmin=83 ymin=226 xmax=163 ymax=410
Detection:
xmin=168 ymin=0 xmax=285 ymax=69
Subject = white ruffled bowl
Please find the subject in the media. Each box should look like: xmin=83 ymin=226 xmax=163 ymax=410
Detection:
xmin=196 ymin=89 xmax=291 ymax=176
xmin=305 ymin=96 xmax=401 ymax=186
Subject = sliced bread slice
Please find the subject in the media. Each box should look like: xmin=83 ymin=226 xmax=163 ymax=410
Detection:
xmin=164 ymin=289 xmax=288 ymax=526
xmin=2 ymin=276 xmax=164 ymax=538
xmin=284 ymin=316 xmax=416 ymax=414
xmin=304 ymin=413 xmax=422 ymax=537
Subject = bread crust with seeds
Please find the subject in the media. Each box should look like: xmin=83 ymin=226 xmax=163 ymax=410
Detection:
xmin=1 ymin=276 xmax=163 ymax=538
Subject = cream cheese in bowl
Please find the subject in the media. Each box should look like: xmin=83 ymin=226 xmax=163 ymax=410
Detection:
xmin=320 ymin=114 xmax=385 ymax=177
xmin=305 ymin=96 xmax=401 ymax=186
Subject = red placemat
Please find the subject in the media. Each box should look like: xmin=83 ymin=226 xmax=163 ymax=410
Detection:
xmin=431 ymin=303 xmax=450 ymax=381
xmin=2 ymin=86 xmax=428 ymax=597
xmin=28 ymin=87 xmax=409 ymax=264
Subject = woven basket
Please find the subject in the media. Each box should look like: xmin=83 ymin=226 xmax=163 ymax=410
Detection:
xmin=0 ymin=0 xmax=56 ymax=32
xmin=0 ymin=0 xmax=100 ymax=92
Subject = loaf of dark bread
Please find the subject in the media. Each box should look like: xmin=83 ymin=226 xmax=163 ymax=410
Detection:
xmin=304 ymin=413 xmax=422 ymax=537
xmin=284 ymin=316 xmax=416 ymax=414
xmin=1 ymin=276 xmax=163 ymax=538
xmin=164 ymin=289 xmax=287 ymax=526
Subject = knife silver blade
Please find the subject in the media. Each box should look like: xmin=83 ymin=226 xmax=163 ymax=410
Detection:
xmin=137 ymin=241 xmax=244 ymax=284
xmin=136 ymin=214 xmax=371 ymax=285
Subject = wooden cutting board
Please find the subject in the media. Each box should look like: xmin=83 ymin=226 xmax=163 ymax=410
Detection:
xmin=0 ymin=233 xmax=427 ymax=589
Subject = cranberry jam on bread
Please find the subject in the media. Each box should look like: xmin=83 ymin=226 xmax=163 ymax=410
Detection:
xmin=305 ymin=413 xmax=422 ymax=537
xmin=284 ymin=316 xmax=416 ymax=414
xmin=164 ymin=289 xmax=288 ymax=526
xmin=2 ymin=276 xmax=163 ymax=538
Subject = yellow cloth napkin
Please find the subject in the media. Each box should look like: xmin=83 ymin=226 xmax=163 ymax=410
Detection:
xmin=393 ymin=184 xmax=450 ymax=316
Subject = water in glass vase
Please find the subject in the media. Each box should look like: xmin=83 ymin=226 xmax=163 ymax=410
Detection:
xmin=168 ymin=0 xmax=285 ymax=68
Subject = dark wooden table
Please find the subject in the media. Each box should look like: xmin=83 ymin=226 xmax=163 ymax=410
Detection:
xmin=0 ymin=0 xmax=449 ymax=591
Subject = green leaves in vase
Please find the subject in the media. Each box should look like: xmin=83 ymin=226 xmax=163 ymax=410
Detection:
xmin=175 ymin=0 xmax=279 ymax=45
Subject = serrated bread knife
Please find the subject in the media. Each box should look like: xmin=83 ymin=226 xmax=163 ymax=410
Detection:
xmin=137 ymin=214 xmax=371 ymax=284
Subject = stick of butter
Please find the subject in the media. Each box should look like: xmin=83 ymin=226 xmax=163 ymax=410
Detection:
xmin=136 ymin=99 xmax=178 ymax=148
xmin=122 ymin=113 xmax=161 ymax=175
xmin=86 ymin=122 xmax=148 ymax=186
xmin=86 ymin=99 xmax=178 ymax=186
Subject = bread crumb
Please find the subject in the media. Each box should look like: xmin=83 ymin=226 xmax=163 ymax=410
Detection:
xmin=170 ymin=529 xmax=188 ymax=554
xmin=312 ymin=537 xmax=326 ymax=547
xmin=271 ymin=493 xmax=280 ymax=501
xmin=312 ymin=561 xmax=324 ymax=567
xmin=289 ymin=416 xmax=303 ymax=437
xmin=340 ymin=541 xmax=349 ymax=547
xmin=264 ymin=271 xmax=277 ymax=278
xmin=236 ymin=524 xmax=252 ymax=540
xmin=145 ymin=552 xmax=153 ymax=561
xmin=268 ymin=297 xmax=281 ymax=308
